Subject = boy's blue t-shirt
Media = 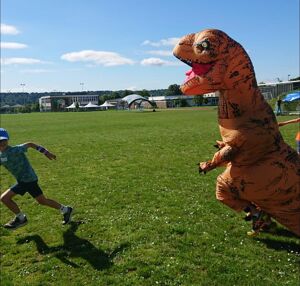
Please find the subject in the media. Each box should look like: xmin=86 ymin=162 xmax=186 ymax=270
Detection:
xmin=0 ymin=144 xmax=38 ymax=182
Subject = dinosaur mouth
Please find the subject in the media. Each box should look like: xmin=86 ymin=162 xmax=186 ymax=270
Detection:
xmin=184 ymin=62 xmax=214 ymax=83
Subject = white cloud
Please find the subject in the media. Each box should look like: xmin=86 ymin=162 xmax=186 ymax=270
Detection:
xmin=125 ymin=86 xmax=138 ymax=91
xmin=1 ymin=57 xmax=44 ymax=65
xmin=0 ymin=24 xmax=20 ymax=35
xmin=20 ymin=69 xmax=55 ymax=73
xmin=1 ymin=42 xmax=28 ymax=49
xmin=61 ymin=50 xmax=135 ymax=66
xmin=142 ymin=37 xmax=180 ymax=47
xmin=146 ymin=50 xmax=173 ymax=57
xmin=140 ymin=57 xmax=182 ymax=66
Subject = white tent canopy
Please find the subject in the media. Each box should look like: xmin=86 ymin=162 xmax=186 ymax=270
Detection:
xmin=66 ymin=102 xmax=76 ymax=109
xmin=66 ymin=102 xmax=84 ymax=109
xmin=100 ymin=101 xmax=115 ymax=107
xmin=0 ymin=105 xmax=11 ymax=109
xmin=11 ymin=104 xmax=23 ymax=108
xmin=82 ymin=101 xmax=99 ymax=108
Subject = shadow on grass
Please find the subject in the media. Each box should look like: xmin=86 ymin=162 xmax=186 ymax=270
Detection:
xmin=17 ymin=221 xmax=129 ymax=270
xmin=255 ymin=226 xmax=300 ymax=258
xmin=271 ymin=227 xmax=299 ymax=238
xmin=255 ymin=237 xmax=300 ymax=255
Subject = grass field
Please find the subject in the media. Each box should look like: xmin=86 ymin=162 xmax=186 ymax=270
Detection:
xmin=0 ymin=109 xmax=299 ymax=286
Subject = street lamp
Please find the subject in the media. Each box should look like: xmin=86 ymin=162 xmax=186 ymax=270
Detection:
xmin=20 ymin=83 xmax=25 ymax=92
xmin=80 ymin=82 xmax=84 ymax=91
xmin=288 ymin=74 xmax=290 ymax=81
xmin=20 ymin=83 xmax=26 ymax=105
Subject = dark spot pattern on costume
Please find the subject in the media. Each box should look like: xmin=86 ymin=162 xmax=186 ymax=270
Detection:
xmin=222 ymin=147 xmax=235 ymax=161
xmin=228 ymin=102 xmax=241 ymax=117
xmin=240 ymin=179 xmax=254 ymax=192
xmin=229 ymin=71 xmax=239 ymax=78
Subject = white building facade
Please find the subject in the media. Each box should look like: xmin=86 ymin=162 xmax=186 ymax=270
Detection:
xmin=39 ymin=94 xmax=99 ymax=111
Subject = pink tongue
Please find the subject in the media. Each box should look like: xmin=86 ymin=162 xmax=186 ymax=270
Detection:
xmin=184 ymin=63 xmax=213 ymax=83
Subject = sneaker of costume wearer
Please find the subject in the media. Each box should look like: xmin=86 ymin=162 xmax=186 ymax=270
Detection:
xmin=243 ymin=212 xmax=253 ymax=221
xmin=247 ymin=211 xmax=271 ymax=237
xmin=243 ymin=204 xmax=257 ymax=221
xmin=261 ymin=221 xmax=277 ymax=233
xmin=4 ymin=216 xmax=28 ymax=230
xmin=62 ymin=207 xmax=73 ymax=225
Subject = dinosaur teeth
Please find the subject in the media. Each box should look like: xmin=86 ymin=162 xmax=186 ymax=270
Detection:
xmin=174 ymin=54 xmax=193 ymax=66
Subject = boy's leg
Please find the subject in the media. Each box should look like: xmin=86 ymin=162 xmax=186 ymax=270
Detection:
xmin=1 ymin=188 xmax=28 ymax=229
xmin=35 ymin=194 xmax=73 ymax=225
xmin=35 ymin=194 xmax=61 ymax=209
xmin=0 ymin=189 xmax=21 ymax=214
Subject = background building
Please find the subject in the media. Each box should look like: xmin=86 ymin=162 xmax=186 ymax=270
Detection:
xmin=39 ymin=94 xmax=99 ymax=111
xmin=258 ymin=80 xmax=300 ymax=100
xmin=148 ymin=92 xmax=220 ymax=108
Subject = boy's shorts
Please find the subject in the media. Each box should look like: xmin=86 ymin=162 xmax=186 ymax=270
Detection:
xmin=10 ymin=181 xmax=43 ymax=198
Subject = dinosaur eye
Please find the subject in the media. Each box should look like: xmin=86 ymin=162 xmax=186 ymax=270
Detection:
xmin=195 ymin=40 xmax=210 ymax=50
xmin=201 ymin=40 xmax=210 ymax=49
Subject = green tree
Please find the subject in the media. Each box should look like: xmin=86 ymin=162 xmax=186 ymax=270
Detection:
xmin=99 ymin=94 xmax=109 ymax=104
xmin=75 ymin=102 xmax=80 ymax=111
xmin=51 ymin=99 xmax=59 ymax=111
xmin=179 ymin=98 xmax=188 ymax=107
xmin=193 ymin=95 xmax=204 ymax=106
xmin=31 ymin=102 xmax=40 ymax=112
xmin=123 ymin=90 xmax=134 ymax=97
xmin=165 ymin=84 xmax=182 ymax=96
xmin=137 ymin=89 xmax=150 ymax=98
xmin=111 ymin=91 xmax=120 ymax=99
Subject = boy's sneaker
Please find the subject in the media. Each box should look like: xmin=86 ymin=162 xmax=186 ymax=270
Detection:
xmin=4 ymin=216 xmax=28 ymax=230
xmin=62 ymin=207 xmax=73 ymax=225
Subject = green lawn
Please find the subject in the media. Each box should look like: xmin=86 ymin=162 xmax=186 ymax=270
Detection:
xmin=0 ymin=109 xmax=299 ymax=286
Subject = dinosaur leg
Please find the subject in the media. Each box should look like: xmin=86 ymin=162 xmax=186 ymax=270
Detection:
xmin=215 ymin=172 xmax=250 ymax=212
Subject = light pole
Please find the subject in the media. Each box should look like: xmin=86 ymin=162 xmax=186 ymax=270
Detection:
xmin=20 ymin=83 xmax=25 ymax=92
xmin=80 ymin=82 xmax=84 ymax=92
xmin=20 ymin=83 xmax=26 ymax=105
xmin=288 ymin=74 xmax=290 ymax=81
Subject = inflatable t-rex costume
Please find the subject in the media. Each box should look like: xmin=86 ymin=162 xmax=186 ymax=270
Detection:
xmin=173 ymin=29 xmax=300 ymax=236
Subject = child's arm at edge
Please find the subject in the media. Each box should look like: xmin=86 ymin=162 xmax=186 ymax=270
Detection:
xmin=278 ymin=118 xmax=300 ymax=127
xmin=24 ymin=142 xmax=56 ymax=160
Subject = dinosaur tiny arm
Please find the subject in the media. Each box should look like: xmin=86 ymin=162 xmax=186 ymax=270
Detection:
xmin=199 ymin=145 xmax=238 ymax=174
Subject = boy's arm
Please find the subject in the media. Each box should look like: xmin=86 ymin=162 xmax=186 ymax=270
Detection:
xmin=278 ymin=118 xmax=300 ymax=127
xmin=24 ymin=142 xmax=56 ymax=160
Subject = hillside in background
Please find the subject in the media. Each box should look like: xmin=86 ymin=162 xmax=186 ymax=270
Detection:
xmin=0 ymin=89 xmax=167 ymax=106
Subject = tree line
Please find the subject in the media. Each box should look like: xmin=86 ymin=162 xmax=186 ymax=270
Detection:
xmin=0 ymin=84 xmax=184 ymax=106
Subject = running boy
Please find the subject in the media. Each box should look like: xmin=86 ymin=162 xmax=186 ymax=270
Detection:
xmin=0 ymin=128 xmax=73 ymax=230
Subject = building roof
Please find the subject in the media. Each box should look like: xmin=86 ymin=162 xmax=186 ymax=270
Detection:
xmin=40 ymin=94 xmax=97 ymax=99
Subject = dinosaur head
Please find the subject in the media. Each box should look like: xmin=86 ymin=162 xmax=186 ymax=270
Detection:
xmin=173 ymin=29 xmax=256 ymax=95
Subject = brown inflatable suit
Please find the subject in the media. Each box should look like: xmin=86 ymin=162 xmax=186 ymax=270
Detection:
xmin=173 ymin=29 xmax=300 ymax=236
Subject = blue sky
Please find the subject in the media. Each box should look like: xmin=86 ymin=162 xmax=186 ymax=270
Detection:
xmin=1 ymin=0 xmax=299 ymax=92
